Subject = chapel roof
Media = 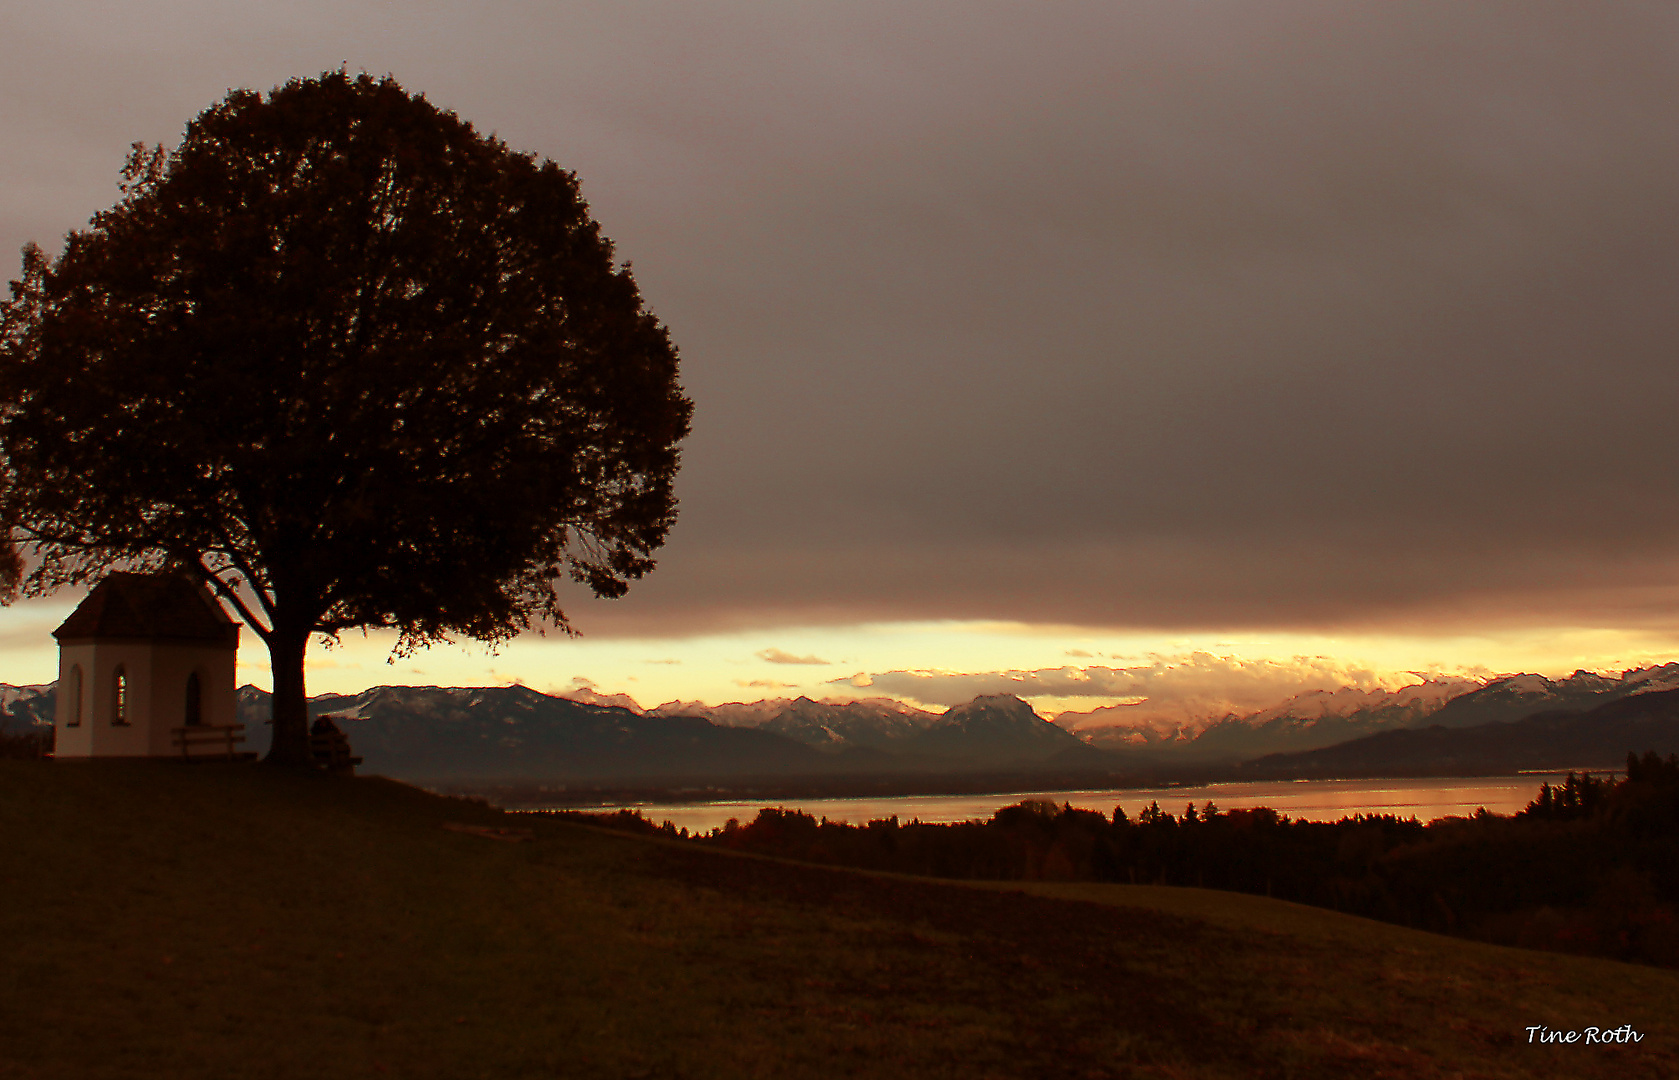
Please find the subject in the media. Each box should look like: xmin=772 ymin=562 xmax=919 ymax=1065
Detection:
xmin=53 ymin=573 xmax=240 ymax=645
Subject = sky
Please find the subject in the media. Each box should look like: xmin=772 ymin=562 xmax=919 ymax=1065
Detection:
xmin=5 ymin=2 xmax=1679 ymax=720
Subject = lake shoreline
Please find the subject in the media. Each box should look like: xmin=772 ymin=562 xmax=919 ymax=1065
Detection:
xmin=436 ymin=759 xmax=1626 ymax=814
xmin=502 ymin=772 xmax=1610 ymax=834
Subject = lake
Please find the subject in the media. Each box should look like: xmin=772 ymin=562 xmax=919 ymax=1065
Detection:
xmin=532 ymin=773 xmax=1583 ymax=834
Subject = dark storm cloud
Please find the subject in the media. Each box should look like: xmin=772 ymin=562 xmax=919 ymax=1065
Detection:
xmin=7 ymin=2 xmax=1679 ymax=636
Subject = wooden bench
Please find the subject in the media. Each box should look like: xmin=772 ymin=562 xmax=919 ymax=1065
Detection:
xmin=170 ymin=724 xmax=250 ymax=761
xmin=309 ymin=717 xmax=363 ymax=775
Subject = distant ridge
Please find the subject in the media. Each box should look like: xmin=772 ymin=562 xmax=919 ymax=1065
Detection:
xmin=231 ymin=684 xmax=1087 ymax=780
xmin=236 ymin=684 xmax=826 ymax=780
xmin=903 ymin=694 xmax=1090 ymax=764
xmin=647 ymin=694 xmax=1087 ymax=758
xmin=1237 ymin=686 xmax=1679 ymax=779
xmin=1057 ymin=664 xmax=1679 ymax=765
xmin=7 ymin=663 xmax=1679 ymax=783
xmin=0 ymin=684 xmax=55 ymax=734
xmin=1062 ymin=677 xmax=1479 ymax=763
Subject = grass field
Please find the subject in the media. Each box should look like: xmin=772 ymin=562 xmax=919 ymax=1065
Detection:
xmin=1 ymin=761 xmax=1674 ymax=1079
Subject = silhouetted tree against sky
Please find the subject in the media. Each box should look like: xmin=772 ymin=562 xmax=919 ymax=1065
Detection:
xmin=0 ymin=72 xmax=691 ymax=765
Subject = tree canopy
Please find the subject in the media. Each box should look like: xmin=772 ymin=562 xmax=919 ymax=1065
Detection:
xmin=0 ymin=72 xmax=691 ymax=764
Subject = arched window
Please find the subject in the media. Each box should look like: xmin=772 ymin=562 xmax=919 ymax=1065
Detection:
xmin=112 ymin=666 xmax=128 ymax=726
xmin=68 ymin=665 xmax=83 ymax=727
xmin=185 ymin=672 xmax=203 ymax=727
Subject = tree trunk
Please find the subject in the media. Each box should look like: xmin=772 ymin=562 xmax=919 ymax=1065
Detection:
xmin=265 ymin=625 xmax=314 ymax=767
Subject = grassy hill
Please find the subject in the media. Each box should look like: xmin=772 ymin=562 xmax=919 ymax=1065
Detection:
xmin=1 ymin=762 xmax=1674 ymax=1079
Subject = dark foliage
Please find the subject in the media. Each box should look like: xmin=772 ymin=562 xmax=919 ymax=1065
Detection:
xmin=0 ymin=72 xmax=690 ymax=763
xmin=1517 ymin=769 xmax=1605 ymax=819
xmin=1518 ymin=770 xmax=1614 ymax=821
xmin=0 ymin=728 xmax=50 ymax=759
xmin=563 ymin=752 xmax=1679 ymax=966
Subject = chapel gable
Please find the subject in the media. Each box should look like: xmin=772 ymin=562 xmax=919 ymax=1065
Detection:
xmin=52 ymin=573 xmax=242 ymax=759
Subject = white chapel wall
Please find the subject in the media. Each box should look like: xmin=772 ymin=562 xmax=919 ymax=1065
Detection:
xmin=53 ymin=643 xmax=96 ymax=757
xmin=143 ymin=640 xmax=239 ymax=755
xmin=79 ymin=641 xmax=154 ymax=757
xmin=53 ymin=637 xmax=238 ymax=758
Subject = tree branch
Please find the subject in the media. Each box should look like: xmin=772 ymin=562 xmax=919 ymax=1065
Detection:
xmin=192 ymin=555 xmax=273 ymax=640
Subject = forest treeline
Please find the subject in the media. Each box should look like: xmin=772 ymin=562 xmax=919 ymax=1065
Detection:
xmin=0 ymin=729 xmax=49 ymax=759
xmin=576 ymin=751 xmax=1679 ymax=967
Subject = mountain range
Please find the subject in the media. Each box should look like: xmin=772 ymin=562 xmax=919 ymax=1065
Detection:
xmin=1236 ymin=687 xmax=1679 ymax=779
xmin=227 ymin=685 xmax=1090 ymax=781
xmin=0 ymin=684 xmax=56 ymax=734
xmin=6 ymin=664 xmax=1679 ymax=784
xmin=1054 ymin=665 xmax=1679 ymax=763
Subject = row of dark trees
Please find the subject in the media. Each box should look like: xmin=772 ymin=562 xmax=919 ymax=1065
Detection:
xmin=580 ymin=751 xmax=1679 ymax=967
xmin=0 ymin=728 xmax=49 ymax=759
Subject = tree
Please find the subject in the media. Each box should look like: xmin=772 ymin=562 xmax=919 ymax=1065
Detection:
xmin=0 ymin=72 xmax=691 ymax=765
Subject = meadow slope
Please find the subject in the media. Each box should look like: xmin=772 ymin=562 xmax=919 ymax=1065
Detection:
xmin=0 ymin=760 xmax=1673 ymax=1079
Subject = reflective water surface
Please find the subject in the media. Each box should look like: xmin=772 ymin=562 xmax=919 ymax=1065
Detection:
xmin=539 ymin=774 xmax=1586 ymax=834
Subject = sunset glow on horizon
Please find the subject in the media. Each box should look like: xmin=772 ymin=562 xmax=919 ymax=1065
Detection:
xmin=7 ymin=591 xmax=1679 ymax=725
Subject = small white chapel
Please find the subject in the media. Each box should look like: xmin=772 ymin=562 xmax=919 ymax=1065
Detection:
xmin=52 ymin=573 xmax=242 ymax=758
